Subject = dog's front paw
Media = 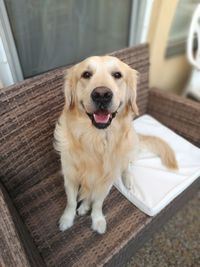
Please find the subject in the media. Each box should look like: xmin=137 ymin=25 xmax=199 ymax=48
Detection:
xmin=122 ymin=171 xmax=134 ymax=191
xmin=59 ymin=210 xmax=74 ymax=231
xmin=92 ymin=217 xmax=106 ymax=234
xmin=77 ymin=201 xmax=90 ymax=216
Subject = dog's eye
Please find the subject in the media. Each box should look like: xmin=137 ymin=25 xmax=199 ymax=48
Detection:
xmin=112 ymin=71 xmax=122 ymax=79
xmin=81 ymin=71 xmax=92 ymax=79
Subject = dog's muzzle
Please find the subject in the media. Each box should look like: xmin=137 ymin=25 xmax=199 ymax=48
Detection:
xmin=91 ymin=87 xmax=113 ymax=108
xmin=87 ymin=87 xmax=114 ymax=129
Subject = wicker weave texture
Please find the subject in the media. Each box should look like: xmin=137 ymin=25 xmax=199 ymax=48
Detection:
xmin=148 ymin=88 xmax=200 ymax=146
xmin=0 ymin=44 xmax=149 ymax=199
xmin=14 ymin=171 xmax=149 ymax=267
xmin=1 ymin=44 xmax=200 ymax=267
xmin=0 ymin=44 xmax=150 ymax=267
xmin=0 ymin=184 xmax=31 ymax=267
xmin=0 ymin=182 xmax=45 ymax=267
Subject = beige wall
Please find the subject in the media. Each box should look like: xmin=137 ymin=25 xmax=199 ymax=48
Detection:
xmin=148 ymin=0 xmax=191 ymax=94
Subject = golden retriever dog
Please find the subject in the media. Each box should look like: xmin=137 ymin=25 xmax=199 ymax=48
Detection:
xmin=54 ymin=56 xmax=178 ymax=234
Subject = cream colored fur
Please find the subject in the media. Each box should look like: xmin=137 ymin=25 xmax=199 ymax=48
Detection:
xmin=54 ymin=56 xmax=178 ymax=234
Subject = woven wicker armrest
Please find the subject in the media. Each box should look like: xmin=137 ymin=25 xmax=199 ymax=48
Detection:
xmin=147 ymin=88 xmax=200 ymax=147
xmin=0 ymin=183 xmax=45 ymax=267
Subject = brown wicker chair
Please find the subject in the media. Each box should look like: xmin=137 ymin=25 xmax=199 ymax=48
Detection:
xmin=0 ymin=44 xmax=200 ymax=267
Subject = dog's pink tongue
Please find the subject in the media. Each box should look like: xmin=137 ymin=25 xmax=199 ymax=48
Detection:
xmin=93 ymin=113 xmax=111 ymax=123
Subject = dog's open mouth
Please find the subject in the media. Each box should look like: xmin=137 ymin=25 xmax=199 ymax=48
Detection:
xmin=94 ymin=111 xmax=111 ymax=123
xmin=87 ymin=110 xmax=117 ymax=129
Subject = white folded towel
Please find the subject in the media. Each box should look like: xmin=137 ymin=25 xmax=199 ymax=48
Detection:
xmin=114 ymin=115 xmax=200 ymax=216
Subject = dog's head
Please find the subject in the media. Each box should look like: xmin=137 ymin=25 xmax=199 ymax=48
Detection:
xmin=64 ymin=56 xmax=138 ymax=129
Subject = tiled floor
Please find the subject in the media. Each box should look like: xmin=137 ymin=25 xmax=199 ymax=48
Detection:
xmin=128 ymin=190 xmax=200 ymax=267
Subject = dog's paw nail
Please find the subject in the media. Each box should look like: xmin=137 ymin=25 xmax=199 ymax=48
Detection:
xmin=92 ymin=218 xmax=106 ymax=234
xmin=127 ymin=183 xmax=134 ymax=191
xmin=125 ymin=182 xmax=131 ymax=189
xmin=123 ymin=173 xmax=135 ymax=191
xmin=59 ymin=215 xmax=74 ymax=231
xmin=124 ymin=180 xmax=132 ymax=190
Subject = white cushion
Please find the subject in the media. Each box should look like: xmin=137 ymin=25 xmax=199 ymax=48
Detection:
xmin=114 ymin=115 xmax=200 ymax=216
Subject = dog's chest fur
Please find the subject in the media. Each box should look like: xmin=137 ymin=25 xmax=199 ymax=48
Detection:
xmin=54 ymin=111 xmax=137 ymax=197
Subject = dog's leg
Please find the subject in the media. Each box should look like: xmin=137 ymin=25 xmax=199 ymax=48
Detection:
xmin=59 ymin=178 xmax=78 ymax=231
xmin=91 ymin=191 xmax=109 ymax=234
xmin=77 ymin=199 xmax=91 ymax=215
xmin=122 ymin=162 xmax=135 ymax=191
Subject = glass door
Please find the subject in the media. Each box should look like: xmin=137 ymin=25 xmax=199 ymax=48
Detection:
xmin=4 ymin=0 xmax=132 ymax=78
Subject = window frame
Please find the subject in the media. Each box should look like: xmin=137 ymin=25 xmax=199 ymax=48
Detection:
xmin=0 ymin=0 xmax=152 ymax=85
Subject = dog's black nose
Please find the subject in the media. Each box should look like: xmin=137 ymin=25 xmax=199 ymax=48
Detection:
xmin=91 ymin=87 xmax=113 ymax=105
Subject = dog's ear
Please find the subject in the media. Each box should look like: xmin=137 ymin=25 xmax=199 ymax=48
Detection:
xmin=127 ymin=68 xmax=139 ymax=116
xmin=63 ymin=66 xmax=76 ymax=110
